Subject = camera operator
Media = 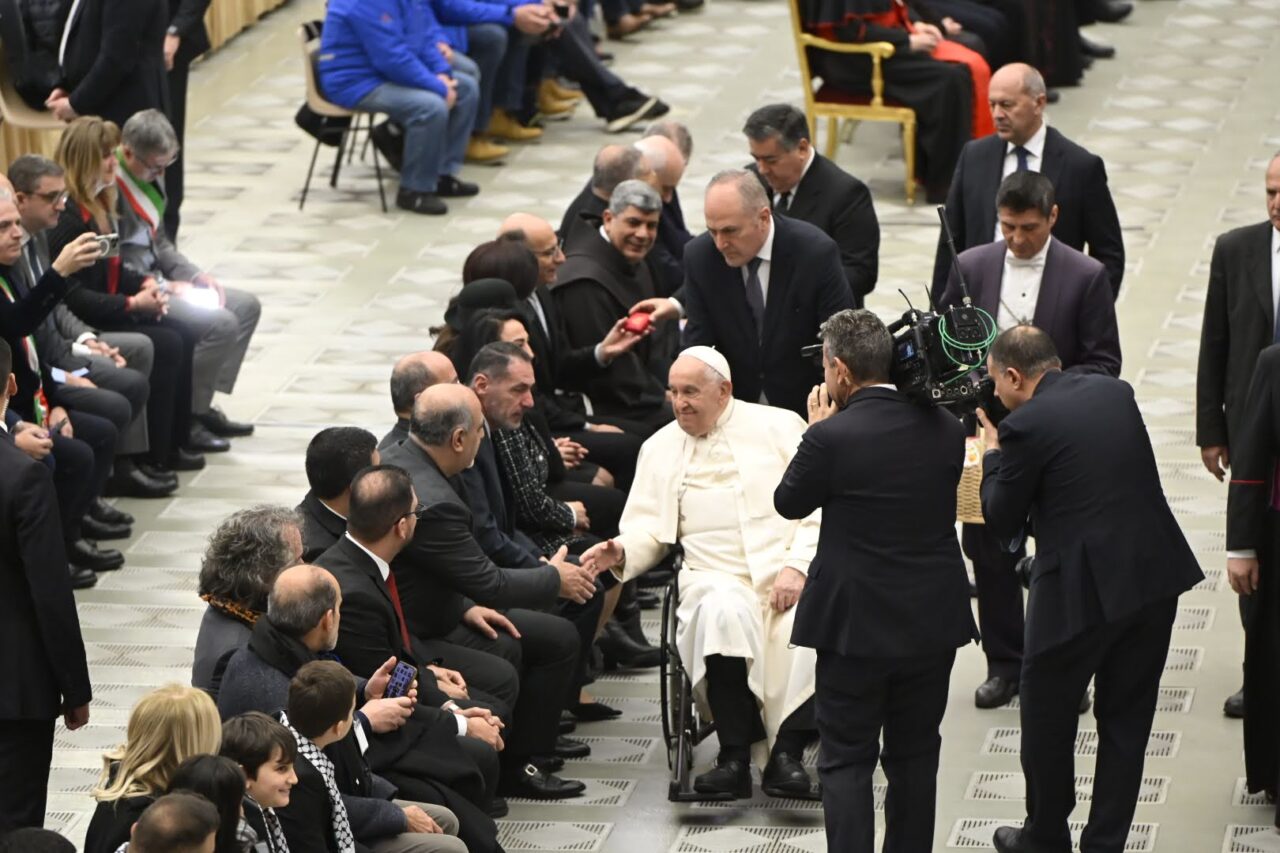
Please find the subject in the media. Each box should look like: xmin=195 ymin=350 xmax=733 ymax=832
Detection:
xmin=940 ymin=170 xmax=1121 ymax=710
xmin=976 ymin=326 xmax=1201 ymax=853
xmin=774 ymin=309 xmax=976 ymax=853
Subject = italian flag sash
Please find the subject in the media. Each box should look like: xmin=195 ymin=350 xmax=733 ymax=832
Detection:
xmin=115 ymin=149 xmax=166 ymax=236
xmin=0 ymin=274 xmax=50 ymax=425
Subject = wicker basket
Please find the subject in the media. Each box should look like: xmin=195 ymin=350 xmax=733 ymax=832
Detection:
xmin=957 ymin=436 xmax=985 ymax=525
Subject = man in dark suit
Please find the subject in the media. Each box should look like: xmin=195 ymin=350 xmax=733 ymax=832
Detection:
xmin=45 ymin=0 xmax=170 ymax=125
xmin=380 ymin=382 xmax=595 ymax=799
xmin=931 ymin=63 xmax=1124 ymax=302
xmin=679 ymin=170 xmax=853 ymax=418
xmin=380 ymin=351 xmax=459 ymax=453
xmin=1197 ymin=153 xmax=1280 ymax=717
xmin=298 ymin=426 xmax=379 ymax=562
xmin=940 ymin=170 xmax=1121 ymax=709
xmin=0 ymin=338 xmax=93 ymax=834
xmin=743 ymin=104 xmax=880 ymax=307
xmin=775 ymin=309 xmax=974 ymax=853
xmin=976 ymin=326 xmax=1202 ymax=853
xmin=162 ymin=0 xmax=212 ymax=238
xmin=557 ymin=144 xmax=654 ymax=242
xmin=1225 ymin=344 xmax=1280 ymax=823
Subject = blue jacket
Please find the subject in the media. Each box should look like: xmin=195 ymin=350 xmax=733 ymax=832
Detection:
xmin=430 ymin=0 xmax=520 ymax=52
xmin=317 ymin=0 xmax=452 ymax=107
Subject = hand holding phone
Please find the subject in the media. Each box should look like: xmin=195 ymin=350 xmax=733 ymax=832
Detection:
xmin=383 ymin=661 xmax=419 ymax=699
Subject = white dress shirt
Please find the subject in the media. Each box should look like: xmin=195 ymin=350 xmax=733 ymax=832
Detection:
xmin=994 ymin=122 xmax=1049 ymax=241
xmin=997 ymin=237 xmax=1052 ymax=331
xmin=773 ymin=148 xmax=816 ymax=211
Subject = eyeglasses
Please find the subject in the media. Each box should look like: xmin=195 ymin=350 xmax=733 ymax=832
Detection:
xmin=532 ymin=239 xmax=564 ymax=259
xmin=33 ymin=190 xmax=69 ymax=205
xmin=400 ymin=503 xmax=428 ymax=521
xmin=142 ymin=153 xmax=179 ymax=173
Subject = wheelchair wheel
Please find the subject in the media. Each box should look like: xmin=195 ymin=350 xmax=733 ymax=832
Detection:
xmin=660 ymin=576 xmax=680 ymax=768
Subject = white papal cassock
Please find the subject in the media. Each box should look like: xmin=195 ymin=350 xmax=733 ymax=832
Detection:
xmin=612 ymin=398 xmax=820 ymax=765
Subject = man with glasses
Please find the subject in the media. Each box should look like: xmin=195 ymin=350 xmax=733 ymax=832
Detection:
xmin=115 ymin=109 xmax=261 ymax=452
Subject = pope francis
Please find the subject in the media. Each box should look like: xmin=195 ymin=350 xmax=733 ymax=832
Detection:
xmin=582 ymin=346 xmax=820 ymax=800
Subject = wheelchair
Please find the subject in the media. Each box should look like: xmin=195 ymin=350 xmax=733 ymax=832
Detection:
xmin=658 ymin=551 xmax=736 ymax=802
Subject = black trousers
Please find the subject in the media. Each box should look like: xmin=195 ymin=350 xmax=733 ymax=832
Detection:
xmin=815 ymin=649 xmax=957 ymax=853
xmin=443 ymin=609 xmax=579 ymax=764
xmin=95 ymin=322 xmax=194 ymax=462
xmin=0 ymin=718 xmax=55 ymax=833
xmin=929 ymin=0 xmax=1016 ymax=66
xmin=414 ymin=638 xmax=519 ymax=722
xmin=165 ymin=56 xmax=192 ymax=240
xmin=531 ymin=16 xmax=638 ymax=119
xmin=53 ymin=410 xmax=116 ymax=544
xmin=560 ymin=428 xmax=641 ymax=491
xmin=963 ymin=523 xmax=1026 ymax=680
xmin=547 ymin=479 xmax=624 ymax=539
xmin=703 ymin=654 xmax=815 ymax=755
xmin=1019 ymin=597 xmax=1177 ymax=853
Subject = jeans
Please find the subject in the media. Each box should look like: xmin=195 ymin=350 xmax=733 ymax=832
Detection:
xmin=455 ymin=25 xmax=531 ymax=131
xmin=357 ymin=77 xmax=479 ymax=192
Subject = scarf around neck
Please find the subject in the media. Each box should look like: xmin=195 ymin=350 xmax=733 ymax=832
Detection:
xmin=278 ymin=712 xmax=355 ymax=853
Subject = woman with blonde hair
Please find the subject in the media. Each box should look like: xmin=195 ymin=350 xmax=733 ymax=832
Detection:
xmin=82 ymin=684 xmax=222 ymax=853
xmin=47 ymin=115 xmax=201 ymax=493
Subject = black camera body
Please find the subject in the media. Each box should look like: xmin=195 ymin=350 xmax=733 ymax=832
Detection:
xmin=888 ymin=301 xmax=996 ymax=415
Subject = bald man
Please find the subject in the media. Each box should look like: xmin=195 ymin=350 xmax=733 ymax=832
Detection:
xmin=931 ymin=62 xmax=1123 ymax=302
xmin=633 ymin=134 xmax=692 ymax=298
xmin=557 ymin=144 xmax=656 ymax=242
xmin=381 ymin=350 xmax=460 ymax=452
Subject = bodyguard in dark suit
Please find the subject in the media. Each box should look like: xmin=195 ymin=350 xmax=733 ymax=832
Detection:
xmin=0 ymin=339 xmax=93 ymax=834
xmin=681 ymin=170 xmax=854 ymax=419
xmin=298 ymin=426 xmax=379 ymax=562
xmin=49 ymin=0 xmax=170 ymax=126
xmin=163 ymin=0 xmax=213 ymax=238
xmin=941 ymin=171 xmax=1121 ymax=709
xmin=743 ymin=104 xmax=880 ymax=307
xmin=775 ymin=310 xmax=974 ymax=853
xmin=977 ymin=327 xmax=1202 ymax=853
xmin=931 ymin=64 xmax=1124 ymax=302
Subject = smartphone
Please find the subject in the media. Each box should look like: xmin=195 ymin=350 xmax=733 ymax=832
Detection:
xmin=94 ymin=233 xmax=120 ymax=258
xmin=48 ymin=418 xmax=68 ymax=434
xmin=553 ymin=2 xmax=570 ymax=18
xmin=383 ymin=661 xmax=418 ymax=699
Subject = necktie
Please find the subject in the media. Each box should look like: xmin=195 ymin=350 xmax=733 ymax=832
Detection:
xmin=1014 ymin=146 xmax=1030 ymax=172
xmin=383 ymin=571 xmax=415 ymax=654
xmin=774 ymin=190 xmax=791 ymax=212
xmin=744 ymin=257 xmax=765 ymax=340
xmin=26 ymin=241 xmax=42 ymax=281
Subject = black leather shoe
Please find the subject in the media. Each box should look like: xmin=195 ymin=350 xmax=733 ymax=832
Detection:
xmin=396 ymin=189 xmax=448 ymax=215
xmin=90 ymin=497 xmax=134 ymax=526
xmin=198 ymin=406 xmax=254 ymax=437
xmin=693 ymin=758 xmax=751 ymax=799
xmin=992 ymin=825 xmax=1047 ymax=853
xmin=437 ymin=175 xmax=480 ymax=198
xmin=69 ymin=565 xmax=98 ymax=590
xmin=138 ymin=462 xmax=179 ymax=486
xmin=187 ymin=422 xmax=230 ymax=453
xmin=532 ymin=754 xmax=565 ymax=773
xmin=558 ymin=716 xmax=577 ymax=734
xmin=570 ymin=701 xmax=622 ymax=721
xmin=554 ymin=736 xmax=591 ymax=759
xmin=761 ymin=752 xmax=819 ymax=799
xmin=598 ymin=622 xmax=661 ymax=669
xmin=104 ymin=467 xmax=176 ymax=498
xmin=1224 ymin=687 xmax=1245 ymax=719
xmin=69 ymin=539 xmax=124 ymax=572
xmin=498 ymin=765 xmax=585 ymax=799
xmin=485 ymin=796 xmax=508 ymax=818
xmin=1079 ymin=34 xmax=1115 ymax=59
xmin=81 ymin=515 xmax=131 ymax=541
xmin=168 ymin=448 xmax=206 ymax=471
xmin=975 ymin=676 xmax=1019 ymax=709
xmin=1094 ymin=0 xmax=1132 ymax=23
xmin=1046 ymin=89 xmax=1061 ymax=104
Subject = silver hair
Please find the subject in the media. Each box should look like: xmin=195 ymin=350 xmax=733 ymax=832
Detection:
xmin=121 ymin=109 xmax=180 ymax=158
xmin=410 ymin=395 xmax=476 ymax=447
xmin=642 ymin=120 xmax=693 ymax=161
xmin=199 ymin=506 xmax=303 ymax=611
xmin=608 ymin=179 xmax=662 ymax=216
xmin=706 ymin=169 xmax=769 ymax=213
xmin=1020 ymin=66 xmax=1047 ymax=98
xmin=820 ymin=309 xmax=892 ymax=383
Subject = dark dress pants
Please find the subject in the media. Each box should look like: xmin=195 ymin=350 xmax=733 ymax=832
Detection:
xmin=929 ymin=0 xmax=1015 ymax=66
xmin=963 ymin=523 xmax=1026 ymax=680
xmin=0 ymin=718 xmax=55 ymax=833
xmin=442 ymin=609 xmax=580 ymax=765
xmin=94 ymin=321 xmax=194 ymax=462
xmin=54 ymin=410 xmax=117 ymax=544
xmin=1019 ymin=597 xmax=1177 ymax=853
xmin=413 ymin=638 xmax=520 ymax=722
xmin=165 ymin=56 xmax=193 ymax=240
xmin=703 ymin=655 xmax=816 ymax=755
xmin=815 ymin=649 xmax=957 ymax=853
xmin=547 ymin=479 xmax=624 ymax=539
xmin=561 ymin=428 xmax=641 ymax=491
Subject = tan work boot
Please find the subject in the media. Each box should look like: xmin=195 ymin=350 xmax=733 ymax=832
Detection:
xmin=466 ymin=137 xmax=510 ymax=163
xmin=487 ymin=109 xmax=544 ymax=142
xmin=542 ymin=78 xmax=584 ymax=103
xmin=537 ymin=88 xmax=578 ymax=118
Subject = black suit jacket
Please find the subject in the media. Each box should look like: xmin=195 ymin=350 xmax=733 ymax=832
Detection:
xmin=1227 ymin=344 xmax=1280 ymax=553
xmin=521 ymin=286 xmax=601 ymax=432
xmin=981 ymin=371 xmax=1202 ymax=657
xmin=460 ymin=432 xmax=543 ymax=569
xmin=775 ymin=387 xmax=976 ymax=658
xmin=750 ymin=154 xmax=880 ymax=304
xmin=379 ymin=438 xmax=560 ymax=639
xmin=168 ymin=0 xmax=212 ymax=62
xmin=940 ymin=239 xmax=1122 ymax=376
xmin=60 ymin=0 xmax=169 ymax=125
xmin=0 ymin=435 xmax=92 ymax=721
xmin=932 ymin=126 xmax=1125 ymax=301
xmin=681 ymin=215 xmax=854 ymax=417
xmin=378 ymin=417 xmax=411 ymax=453
xmin=298 ymin=490 xmax=346 ymax=563
xmin=1196 ymin=222 xmax=1277 ymax=449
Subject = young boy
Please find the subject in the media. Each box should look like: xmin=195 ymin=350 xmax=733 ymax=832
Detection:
xmin=279 ymin=661 xmax=465 ymax=853
xmin=221 ymin=711 xmax=299 ymax=853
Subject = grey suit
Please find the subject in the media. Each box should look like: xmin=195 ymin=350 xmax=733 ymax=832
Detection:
xmin=116 ymin=184 xmax=261 ymax=415
xmin=190 ymin=605 xmax=252 ymax=694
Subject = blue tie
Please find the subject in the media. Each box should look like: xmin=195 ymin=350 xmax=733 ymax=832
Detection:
xmin=1014 ymin=146 xmax=1030 ymax=172
xmin=1273 ymin=299 xmax=1280 ymax=344
xmin=744 ymin=257 xmax=765 ymax=340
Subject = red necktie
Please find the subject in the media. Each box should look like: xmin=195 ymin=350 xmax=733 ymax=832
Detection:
xmin=383 ymin=571 xmax=414 ymax=654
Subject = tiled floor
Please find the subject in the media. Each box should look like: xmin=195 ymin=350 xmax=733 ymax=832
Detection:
xmin=44 ymin=0 xmax=1280 ymax=849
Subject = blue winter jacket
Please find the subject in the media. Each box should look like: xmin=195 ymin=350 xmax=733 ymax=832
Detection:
xmin=431 ymin=0 xmax=521 ymax=53
xmin=317 ymin=0 xmax=452 ymax=106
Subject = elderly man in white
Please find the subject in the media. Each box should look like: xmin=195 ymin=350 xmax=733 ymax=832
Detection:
xmin=582 ymin=346 xmax=820 ymax=800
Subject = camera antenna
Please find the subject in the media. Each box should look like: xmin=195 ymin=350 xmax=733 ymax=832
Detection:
xmin=937 ymin=205 xmax=972 ymax=306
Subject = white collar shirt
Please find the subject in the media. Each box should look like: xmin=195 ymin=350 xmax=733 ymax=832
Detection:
xmin=345 ymin=532 xmax=390 ymax=582
xmin=773 ymin=148 xmax=815 ymax=210
xmin=998 ymin=237 xmax=1052 ymax=331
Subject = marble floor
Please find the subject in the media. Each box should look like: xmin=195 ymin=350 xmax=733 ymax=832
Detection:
xmin=42 ymin=0 xmax=1280 ymax=849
